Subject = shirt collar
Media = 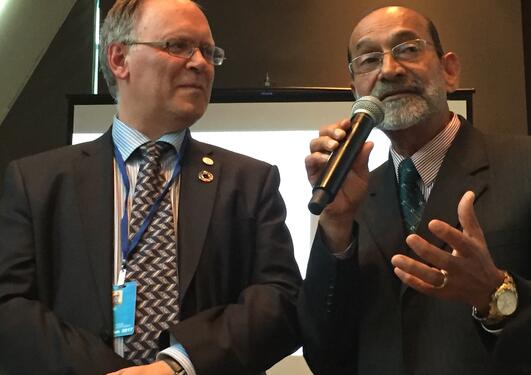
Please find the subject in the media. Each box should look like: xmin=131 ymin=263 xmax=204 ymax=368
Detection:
xmin=390 ymin=113 xmax=461 ymax=184
xmin=111 ymin=115 xmax=186 ymax=161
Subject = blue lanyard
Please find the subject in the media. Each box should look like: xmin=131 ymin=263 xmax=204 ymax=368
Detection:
xmin=114 ymin=143 xmax=182 ymax=269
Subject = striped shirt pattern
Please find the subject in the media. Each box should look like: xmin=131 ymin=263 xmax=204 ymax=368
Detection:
xmin=390 ymin=113 xmax=461 ymax=201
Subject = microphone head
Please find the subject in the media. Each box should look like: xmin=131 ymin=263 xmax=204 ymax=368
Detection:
xmin=351 ymin=96 xmax=385 ymax=125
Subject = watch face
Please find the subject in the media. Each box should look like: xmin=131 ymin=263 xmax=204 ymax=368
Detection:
xmin=497 ymin=290 xmax=517 ymax=315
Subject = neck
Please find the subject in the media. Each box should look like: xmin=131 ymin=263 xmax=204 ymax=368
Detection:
xmin=117 ymin=103 xmax=189 ymax=140
xmin=386 ymin=111 xmax=451 ymax=157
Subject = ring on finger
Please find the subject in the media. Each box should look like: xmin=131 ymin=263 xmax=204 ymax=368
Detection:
xmin=434 ymin=269 xmax=448 ymax=289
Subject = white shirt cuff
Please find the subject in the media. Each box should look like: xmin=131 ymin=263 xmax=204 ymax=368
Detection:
xmin=332 ymin=242 xmax=354 ymax=259
xmin=480 ymin=322 xmax=503 ymax=335
xmin=157 ymin=343 xmax=197 ymax=375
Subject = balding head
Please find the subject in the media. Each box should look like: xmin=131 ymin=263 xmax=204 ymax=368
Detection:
xmin=348 ymin=6 xmax=443 ymax=64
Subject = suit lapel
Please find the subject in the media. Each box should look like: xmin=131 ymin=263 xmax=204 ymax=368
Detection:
xmin=73 ymin=130 xmax=115 ymax=329
xmin=363 ymin=160 xmax=407 ymax=262
xmin=415 ymin=121 xmax=489 ymax=250
xmin=178 ymin=137 xmax=220 ymax=300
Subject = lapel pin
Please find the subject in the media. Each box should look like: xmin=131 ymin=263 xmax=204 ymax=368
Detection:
xmin=202 ymin=156 xmax=214 ymax=166
xmin=198 ymin=170 xmax=214 ymax=183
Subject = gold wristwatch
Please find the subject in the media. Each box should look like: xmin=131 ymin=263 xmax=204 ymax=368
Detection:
xmin=472 ymin=271 xmax=518 ymax=325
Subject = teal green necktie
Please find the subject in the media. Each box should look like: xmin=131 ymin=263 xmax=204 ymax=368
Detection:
xmin=398 ymin=158 xmax=425 ymax=234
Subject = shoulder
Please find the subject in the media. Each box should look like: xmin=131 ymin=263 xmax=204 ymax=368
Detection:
xmin=458 ymin=118 xmax=530 ymax=153
xmin=5 ymin=132 xmax=112 ymax=184
xmin=482 ymin=133 xmax=531 ymax=190
xmin=183 ymin=138 xmax=281 ymax=198
xmin=186 ymin=137 xmax=275 ymax=173
xmin=465 ymin=125 xmax=531 ymax=170
xmin=480 ymin=130 xmax=531 ymax=154
xmin=14 ymin=145 xmax=83 ymax=170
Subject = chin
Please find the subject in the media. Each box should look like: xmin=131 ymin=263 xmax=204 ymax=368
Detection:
xmin=377 ymin=96 xmax=433 ymax=131
xmin=174 ymin=96 xmax=207 ymax=114
xmin=172 ymin=108 xmax=206 ymax=128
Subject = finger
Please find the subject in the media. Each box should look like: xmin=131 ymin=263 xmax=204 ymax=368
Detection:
xmin=405 ymin=233 xmax=455 ymax=269
xmin=428 ymin=219 xmax=476 ymax=258
xmin=309 ymin=136 xmax=335 ymax=154
xmin=391 ymin=254 xmax=447 ymax=287
xmin=393 ymin=266 xmax=443 ymax=294
xmin=333 ymin=118 xmax=352 ymax=134
xmin=457 ymin=191 xmax=485 ymax=241
xmin=318 ymin=119 xmax=350 ymax=138
xmin=310 ymin=119 xmax=351 ymax=153
xmin=305 ymin=152 xmax=330 ymax=184
xmin=310 ymin=117 xmax=362 ymax=154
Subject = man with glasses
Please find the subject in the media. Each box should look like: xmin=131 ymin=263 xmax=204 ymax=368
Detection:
xmin=300 ymin=6 xmax=530 ymax=374
xmin=0 ymin=0 xmax=301 ymax=374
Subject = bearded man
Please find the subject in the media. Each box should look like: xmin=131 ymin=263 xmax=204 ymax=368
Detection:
xmin=299 ymin=6 xmax=531 ymax=375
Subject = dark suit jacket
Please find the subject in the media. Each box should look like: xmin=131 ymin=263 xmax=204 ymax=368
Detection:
xmin=300 ymin=121 xmax=531 ymax=375
xmin=0 ymin=130 xmax=301 ymax=375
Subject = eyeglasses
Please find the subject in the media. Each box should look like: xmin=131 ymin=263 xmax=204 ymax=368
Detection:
xmin=123 ymin=39 xmax=226 ymax=66
xmin=348 ymin=39 xmax=431 ymax=75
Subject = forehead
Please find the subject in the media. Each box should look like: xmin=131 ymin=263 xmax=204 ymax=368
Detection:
xmin=135 ymin=0 xmax=213 ymax=41
xmin=350 ymin=7 xmax=430 ymax=52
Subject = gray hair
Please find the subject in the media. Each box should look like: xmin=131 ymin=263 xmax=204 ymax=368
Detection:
xmin=99 ymin=0 xmax=144 ymax=99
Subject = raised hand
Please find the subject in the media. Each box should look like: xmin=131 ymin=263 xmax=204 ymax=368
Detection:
xmin=306 ymin=118 xmax=373 ymax=252
xmin=391 ymin=191 xmax=504 ymax=312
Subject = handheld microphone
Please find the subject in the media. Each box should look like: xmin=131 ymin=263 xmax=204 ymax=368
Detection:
xmin=308 ymin=96 xmax=384 ymax=215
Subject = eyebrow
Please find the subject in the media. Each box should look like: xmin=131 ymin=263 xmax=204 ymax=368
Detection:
xmin=353 ymin=30 xmax=422 ymax=54
xmin=160 ymin=30 xmax=214 ymax=43
xmin=158 ymin=35 xmax=215 ymax=48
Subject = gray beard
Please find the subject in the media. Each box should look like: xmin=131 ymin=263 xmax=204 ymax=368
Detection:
xmin=376 ymin=94 xmax=435 ymax=131
xmin=368 ymin=74 xmax=448 ymax=132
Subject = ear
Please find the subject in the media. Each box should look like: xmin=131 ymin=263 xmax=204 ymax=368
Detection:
xmin=107 ymin=42 xmax=130 ymax=81
xmin=441 ymin=52 xmax=460 ymax=93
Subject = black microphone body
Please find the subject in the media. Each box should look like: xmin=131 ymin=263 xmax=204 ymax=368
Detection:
xmin=308 ymin=96 xmax=384 ymax=215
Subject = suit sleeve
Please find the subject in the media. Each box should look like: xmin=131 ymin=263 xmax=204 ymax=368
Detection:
xmin=485 ymin=236 xmax=531 ymax=373
xmin=298 ymin=225 xmax=360 ymax=375
xmin=476 ymin=135 xmax=531 ymax=373
xmin=489 ymin=275 xmax=531 ymax=373
xmin=167 ymin=165 xmax=302 ymax=374
xmin=0 ymin=161 xmax=129 ymax=375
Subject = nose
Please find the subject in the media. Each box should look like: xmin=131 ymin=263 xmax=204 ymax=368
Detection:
xmin=378 ymin=51 xmax=405 ymax=80
xmin=186 ymin=48 xmax=209 ymax=70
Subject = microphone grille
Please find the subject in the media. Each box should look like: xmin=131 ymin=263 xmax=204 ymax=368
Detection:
xmin=351 ymin=96 xmax=385 ymax=125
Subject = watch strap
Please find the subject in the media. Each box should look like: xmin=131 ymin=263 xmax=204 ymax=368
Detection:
xmin=159 ymin=355 xmax=187 ymax=375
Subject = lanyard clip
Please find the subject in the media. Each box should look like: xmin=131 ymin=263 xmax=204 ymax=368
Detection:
xmin=117 ymin=265 xmax=127 ymax=286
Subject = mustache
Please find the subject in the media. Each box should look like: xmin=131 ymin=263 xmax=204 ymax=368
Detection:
xmin=371 ymin=79 xmax=424 ymax=101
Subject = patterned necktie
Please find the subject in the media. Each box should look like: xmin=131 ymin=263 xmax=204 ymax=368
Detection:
xmin=398 ymin=158 xmax=425 ymax=234
xmin=123 ymin=141 xmax=180 ymax=364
